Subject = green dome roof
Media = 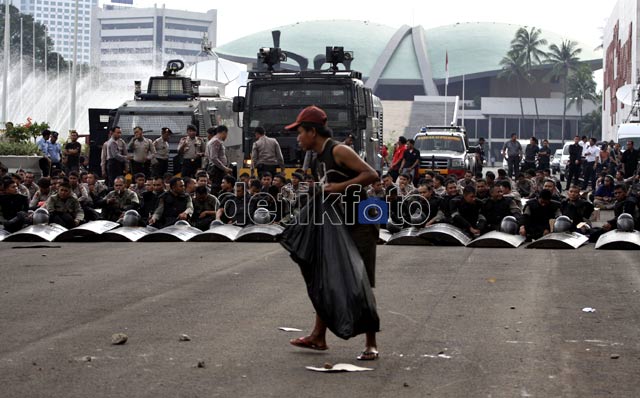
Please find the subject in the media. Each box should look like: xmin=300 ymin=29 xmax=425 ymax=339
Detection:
xmin=215 ymin=20 xmax=601 ymax=80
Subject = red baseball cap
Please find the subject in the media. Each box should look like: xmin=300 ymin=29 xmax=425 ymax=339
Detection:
xmin=285 ymin=106 xmax=327 ymax=131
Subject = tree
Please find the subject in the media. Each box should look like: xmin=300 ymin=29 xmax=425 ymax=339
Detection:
xmin=547 ymin=40 xmax=582 ymax=140
xmin=567 ymin=64 xmax=597 ymax=119
xmin=499 ymin=49 xmax=527 ymax=124
xmin=511 ymin=27 xmax=548 ymax=130
xmin=0 ymin=4 xmax=70 ymax=71
xmin=580 ymin=107 xmax=602 ymax=138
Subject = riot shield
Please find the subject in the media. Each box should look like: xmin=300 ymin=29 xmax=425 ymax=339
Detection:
xmin=4 ymin=224 xmax=68 ymax=242
xmin=595 ymin=230 xmax=640 ymax=250
xmin=138 ymin=223 xmax=203 ymax=242
xmin=416 ymin=224 xmax=471 ymax=246
xmin=526 ymin=232 xmax=588 ymax=249
xmin=467 ymin=231 xmax=526 ymax=248
xmin=55 ymin=221 xmax=120 ymax=242
xmin=234 ymin=224 xmax=284 ymax=242
xmin=0 ymin=229 xmax=10 ymax=242
xmin=386 ymin=227 xmax=432 ymax=246
xmin=378 ymin=229 xmax=392 ymax=244
xmin=102 ymin=226 xmax=157 ymax=242
xmin=189 ymin=225 xmax=242 ymax=242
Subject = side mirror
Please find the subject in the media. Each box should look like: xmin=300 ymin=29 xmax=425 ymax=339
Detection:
xmin=232 ymin=96 xmax=245 ymax=112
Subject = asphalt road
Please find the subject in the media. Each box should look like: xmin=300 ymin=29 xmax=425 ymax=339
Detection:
xmin=1 ymin=242 xmax=639 ymax=398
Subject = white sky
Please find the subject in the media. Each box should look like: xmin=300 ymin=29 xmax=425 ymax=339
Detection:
xmin=128 ymin=0 xmax=617 ymax=49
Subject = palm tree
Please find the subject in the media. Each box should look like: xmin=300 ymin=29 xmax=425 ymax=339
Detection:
xmin=581 ymin=107 xmax=602 ymax=137
xmin=566 ymin=64 xmax=597 ymax=120
xmin=499 ymin=49 xmax=528 ymax=124
xmin=511 ymin=27 xmax=548 ymax=131
xmin=547 ymin=40 xmax=582 ymax=140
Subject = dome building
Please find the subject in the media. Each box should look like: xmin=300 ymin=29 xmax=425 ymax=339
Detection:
xmin=214 ymin=20 xmax=602 ymax=163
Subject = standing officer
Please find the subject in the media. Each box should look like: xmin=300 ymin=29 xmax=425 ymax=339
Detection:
xmin=285 ymin=105 xmax=381 ymax=361
xmin=566 ymin=135 xmax=583 ymax=191
xmin=178 ymin=125 xmax=205 ymax=178
xmin=205 ymin=125 xmax=232 ymax=194
xmin=502 ymin=133 xmax=522 ymax=178
xmin=152 ymin=127 xmax=172 ymax=177
xmin=250 ymin=126 xmax=284 ymax=177
xmin=105 ymin=126 xmax=128 ymax=187
xmin=128 ymin=126 xmax=155 ymax=177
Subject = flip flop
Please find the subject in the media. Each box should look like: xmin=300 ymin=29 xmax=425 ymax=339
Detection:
xmin=357 ymin=350 xmax=379 ymax=361
xmin=290 ymin=336 xmax=328 ymax=351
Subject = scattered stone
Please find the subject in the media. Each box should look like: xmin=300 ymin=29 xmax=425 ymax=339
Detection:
xmin=41 ymin=254 xmax=47 ymax=257
xmin=611 ymin=354 xmax=620 ymax=359
xmin=323 ymin=363 xmax=333 ymax=369
xmin=49 ymin=281 xmax=54 ymax=284
xmin=196 ymin=360 xmax=206 ymax=368
xmin=179 ymin=334 xmax=191 ymax=342
xmin=452 ymin=295 xmax=457 ymax=299
xmin=82 ymin=356 xmax=92 ymax=362
xmin=111 ymin=333 xmax=128 ymax=345
xmin=403 ymin=382 xmax=410 ymax=387
xmin=32 ymin=361 xmax=37 ymax=366
xmin=510 ymin=306 xmax=516 ymax=310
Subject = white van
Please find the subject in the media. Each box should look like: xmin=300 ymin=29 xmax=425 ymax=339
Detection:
xmin=559 ymin=141 xmax=573 ymax=182
xmin=617 ymin=123 xmax=640 ymax=149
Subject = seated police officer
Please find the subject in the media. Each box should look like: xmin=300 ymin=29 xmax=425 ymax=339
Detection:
xmin=149 ymin=177 xmax=194 ymax=228
xmin=450 ymin=185 xmax=486 ymax=238
xmin=45 ymin=181 xmax=84 ymax=228
xmin=519 ymin=189 xmax=561 ymax=240
xmin=482 ymin=184 xmax=522 ymax=232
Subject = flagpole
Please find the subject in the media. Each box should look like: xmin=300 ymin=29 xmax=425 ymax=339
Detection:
xmin=461 ymin=73 xmax=465 ymax=125
xmin=444 ymin=50 xmax=448 ymax=125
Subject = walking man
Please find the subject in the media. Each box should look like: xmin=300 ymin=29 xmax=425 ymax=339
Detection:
xmin=128 ymin=126 xmax=155 ymax=177
xmin=502 ymin=133 xmax=522 ymax=178
xmin=250 ymin=126 xmax=285 ymax=177
xmin=205 ymin=125 xmax=232 ymax=194
xmin=285 ymin=105 xmax=380 ymax=361
xmin=178 ymin=125 xmax=205 ymax=178
xmin=105 ymin=126 xmax=128 ymax=187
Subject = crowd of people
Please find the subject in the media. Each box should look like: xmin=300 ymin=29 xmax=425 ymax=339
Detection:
xmin=1 ymin=127 xmax=640 ymax=243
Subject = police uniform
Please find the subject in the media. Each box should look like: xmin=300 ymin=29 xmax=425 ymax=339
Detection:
xmin=153 ymin=137 xmax=170 ymax=177
xmin=521 ymin=198 xmax=561 ymax=240
xmin=152 ymin=190 xmax=194 ymax=228
xmin=102 ymin=189 xmax=140 ymax=222
xmin=192 ymin=193 xmax=220 ymax=230
xmin=0 ymin=192 xmax=30 ymax=232
xmin=179 ymin=136 xmax=205 ymax=178
xmin=128 ymin=136 xmax=155 ymax=177
xmin=45 ymin=194 xmax=84 ymax=228
xmin=482 ymin=196 xmax=522 ymax=231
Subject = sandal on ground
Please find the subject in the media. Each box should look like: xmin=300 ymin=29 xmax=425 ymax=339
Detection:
xmin=289 ymin=336 xmax=328 ymax=351
xmin=357 ymin=349 xmax=379 ymax=361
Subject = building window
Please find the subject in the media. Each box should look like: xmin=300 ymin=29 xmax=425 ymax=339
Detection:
xmin=491 ymin=117 xmax=505 ymax=139
xmin=534 ymin=119 xmax=547 ymax=138
xmin=477 ymin=119 xmax=488 ymax=139
xmin=505 ymin=118 xmax=519 ymax=138
xmin=549 ymin=119 xmax=562 ymax=140
xmin=461 ymin=119 xmax=476 ymax=139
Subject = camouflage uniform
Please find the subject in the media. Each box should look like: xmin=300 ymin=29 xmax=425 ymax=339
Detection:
xmin=102 ymin=189 xmax=140 ymax=222
xmin=45 ymin=194 xmax=84 ymax=227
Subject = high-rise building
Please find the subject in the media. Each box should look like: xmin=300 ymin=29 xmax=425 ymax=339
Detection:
xmin=19 ymin=0 xmax=99 ymax=64
xmin=91 ymin=5 xmax=217 ymax=81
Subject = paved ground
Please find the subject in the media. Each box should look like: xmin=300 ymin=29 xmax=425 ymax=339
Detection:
xmin=1 ymin=242 xmax=639 ymax=397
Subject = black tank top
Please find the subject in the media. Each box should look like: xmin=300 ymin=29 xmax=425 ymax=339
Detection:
xmin=316 ymin=139 xmax=368 ymax=224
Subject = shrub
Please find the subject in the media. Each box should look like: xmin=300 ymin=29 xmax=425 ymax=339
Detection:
xmin=0 ymin=141 xmax=41 ymax=156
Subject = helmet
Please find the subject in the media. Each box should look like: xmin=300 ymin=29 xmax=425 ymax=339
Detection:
xmin=553 ymin=216 xmax=573 ymax=233
xmin=617 ymin=213 xmax=635 ymax=232
xmin=499 ymin=216 xmax=518 ymax=235
xmin=174 ymin=220 xmax=190 ymax=227
xmin=209 ymin=220 xmax=224 ymax=228
xmin=122 ymin=210 xmax=140 ymax=227
xmin=253 ymin=207 xmax=271 ymax=225
xmin=32 ymin=208 xmax=49 ymax=225
xmin=386 ymin=218 xmax=402 ymax=234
